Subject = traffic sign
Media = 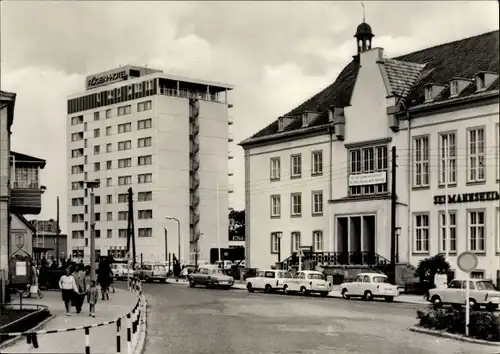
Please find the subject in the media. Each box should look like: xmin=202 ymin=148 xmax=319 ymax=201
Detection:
xmin=298 ymin=249 xmax=304 ymax=258
xmin=457 ymin=251 xmax=478 ymax=273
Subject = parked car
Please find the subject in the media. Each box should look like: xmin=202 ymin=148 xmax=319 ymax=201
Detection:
xmin=429 ymin=279 xmax=500 ymax=311
xmin=188 ymin=266 xmax=234 ymax=289
xmin=246 ymin=269 xmax=291 ymax=293
xmin=340 ymin=273 xmax=399 ymax=302
xmin=282 ymin=270 xmax=332 ymax=297
xmin=136 ymin=264 xmax=168 ymax=283
xmin=110 ymin=263 xmax=134 ymax=280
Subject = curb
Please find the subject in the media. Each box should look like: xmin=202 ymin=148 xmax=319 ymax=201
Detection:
xmin=0 ymin=314 xmax=56 ymax=350
xmin=132 ymin=297 xmax=147 ymax=354
xmin=409 ymin=326 xmax=500 ymax=346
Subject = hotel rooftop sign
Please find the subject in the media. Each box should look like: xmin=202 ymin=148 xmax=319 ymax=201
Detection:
xmin=86 ymin=69 xmax=128 ymax=90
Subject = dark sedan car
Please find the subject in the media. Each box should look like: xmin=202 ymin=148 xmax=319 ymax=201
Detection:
xmin=188 ymin=267 xmax=235 ymax=289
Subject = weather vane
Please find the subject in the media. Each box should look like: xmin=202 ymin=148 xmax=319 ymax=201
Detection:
xmin=361 ymin=2 xmax=366 ymax=22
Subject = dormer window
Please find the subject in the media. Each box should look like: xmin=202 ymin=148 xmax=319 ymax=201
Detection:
xmin=302 ymin=113 xmax=309 ymax=127
xmin=424 ymin=86 xmax=433 ymax=101
xmin=476 ymin=73 xmax=485 ymax=91
xmin=278 ymin=118 xmax=284 ymax=131
xmin=450 ymin=80 xmax=459 ymax=96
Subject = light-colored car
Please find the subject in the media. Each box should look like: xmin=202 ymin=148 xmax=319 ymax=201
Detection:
xmin=110 ymin=263 xmax=134 ymax=280
xmin=189 ymin=267 xmax=234 ymax=289
xmin=282 ymin=270 xmax=332 ymax=297
xmin=340 ymin=273 xmax=399 ymax=302
xmin=246 ymin=269 xmax=291 ymax=293
xmin=429 ymin=279 xmax=500 ymax=311
xmin=137 ymin=264 xmax=168 ymax=283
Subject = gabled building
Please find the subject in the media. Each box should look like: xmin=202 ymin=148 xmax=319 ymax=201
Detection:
xmin=240 ymin=23 xmax=499 ymax=283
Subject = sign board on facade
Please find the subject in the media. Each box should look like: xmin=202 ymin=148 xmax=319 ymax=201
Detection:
xmin=348 ymin=171 xmax=387 ymax=187
xmin=433 ymin=191 xmax=499 ymax=205
xmin=86 ymin=69 xmax=128 ymax=90
xmin=229 ymin=235 xmax=245 ymax=242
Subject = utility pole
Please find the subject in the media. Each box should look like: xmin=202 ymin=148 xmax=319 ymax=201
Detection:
xmin=390 ymin=146 xmax=397 ymax=285
xmin=164 ymin=228 xmax=168 ymax=262
xmin=85 ymin=180 xmax=100 ymax=282
xmin=126 ymin=187 xmax=136 ymax=269
xmin=56 ymin=197 xmax=60 ymax=266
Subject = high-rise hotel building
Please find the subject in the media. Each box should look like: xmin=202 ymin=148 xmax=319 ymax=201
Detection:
xmin=66 ymin=65 xmax=234 ymax=264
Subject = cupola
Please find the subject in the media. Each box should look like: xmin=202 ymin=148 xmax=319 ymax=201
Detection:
xmin=354 ymin=22 xmax=374 ymax=54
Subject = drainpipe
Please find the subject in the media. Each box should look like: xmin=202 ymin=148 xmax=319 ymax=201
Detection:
xmin=328 ymin=126 xmax=334 ymax=253
xmin=402 ymin=102 xmax=412 ymax=266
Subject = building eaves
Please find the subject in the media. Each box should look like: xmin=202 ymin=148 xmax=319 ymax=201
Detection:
xmin=11 ymin=151 xmax=47 ymax=169
xmin=1 ymin=90 xmax=17 ymax=129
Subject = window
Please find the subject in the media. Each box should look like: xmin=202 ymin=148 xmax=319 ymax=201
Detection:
xmin=71 ymin=133 xmax=83 ymax=142
xmin=471 ymin=272 xmax=484 ymax=280
xmin=291 ymin=193 xmax=302 ymax=217
xmin=71 ymin=214 xmax=84 ymax=223
xmin=138 ymin=209 xmax=153 ymax=219
xmin=414 ymin=213 xmax=429 ymax=253
xmin=118 ymin=211 xmax=128 ymax=221
xmin=94 ymin=145 xmax=100 ymax=155
xmin=438 ymin=132 xmax=456 ymax=185
xmin=95 ymin=213 xmax=101 ymax=221
xmin=270 ymin=157 xmax=280 ymax=180
xmin=497 ymin=124 xmax=500 ymax=181
xmin=93 ymin=112 xmax=100 ymax=121
xmin=467 ymin=127 xmax=485 ymax=182
xmin=72 ymin=197 xmax=84 ymax=206
xmin=71 ymin=182 xmax=83 ymax=190
xmin=118 ymin=158 xmax=132 ymax=168
xmin=138 ymin=137 xmax=152 ymax=148
xmin=349 ymin=145 xmax=388 ymax=196
xmin=138 ymin=228 xmax=153 ymax=237
xmin=413 ymin=136 xmax=429 ymax=187
xmin=106 ymin=195 xmax=112 ymax=204
xmin=106 ymin=160 xmax=112 ymax=170
xmin=138 ymin=173 xmax=152 ymax=184
xmin=107 ymin=229 xmax=112 ymax=238
xmin=135 ymin=83 xmax=142 ymax=92
xmin=118 ymin=140 xmax=131 ymax=151
xmin=424 ymin=86 xmax=433 ymax=101
xmin=137 ymin=118 xmax=152 ymax=130
xmin=313 ymin=231 xmax=323 ymax=252
xmin=71 ymin=165 xmax=83 ymax=174
xmin=118 ymin=123 xmax=132 ymax=134
xmin=93 ymin=128 xmax=100 ymax=138
xmin=145 ymin=80 xmax=154 ymax=91
xmin=106 ymin=109 xmax=112 ymax=118
xmin=108 ymin=90 xmax=114 ymax=100
xmin=290 ymin=154 xmax=302 ymax=178
xmin=94 ymin=162 xmax=100 ymax=171
xmin=71 ymin=231 xmax=84 ymax=239
xmin=138 ymin=155 xmax=152 ymax=165
xmin=137 ymin=100 xmax=152 ymax=112
xmin=71 ymin=149 xmax=84 ymax=158
xmin=439 ymin=211 xmax=457 ymax=253
xmin=118 ymin=194 xmax=128 ymax=203
xmin=291 ymin=232 xmax=301 ymax=252
xmin=312 ymin=151 xmax=323 ymax=175
xmin=106 ymin=177 xmax=112 ymax=187
xmin=311 ymin=191 xmax=323 ymax=215
xmin=270 ymin=232 xmax=281 ymax=254
xmin=118 ymin=229 xmax=128 ymax=238
xmin=106 ymin=126 xmax=112 ymax=136
xmin=71 ymin=247 xmax=84 ymax=258
xmin=71 ymin=116 xmax=83 ymax=125
xmin=468 ymin=210 xmax=485 ymax=252
xmin=450 ymin=80 xmax=459 ymax=96
xmin=476 ymin=73 xmax=485 ymax=91
xmin=270 ymin=195 xmax=281 ymax=218
xmin=118 ymin=176 xmax=132 ymax=185
xmin=138 ymin=191 xmax=152 ymax=202
xmin=117 ymin=105 xmax=131 ymax=116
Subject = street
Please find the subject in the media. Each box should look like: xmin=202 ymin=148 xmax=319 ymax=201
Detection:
xmin=142 ymin=283 xmax=499 ymax=354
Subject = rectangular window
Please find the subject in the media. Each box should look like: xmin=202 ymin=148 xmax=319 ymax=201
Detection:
xmin=117 ymin=105 xmax=131 ymax=116
xmin=118 ymin=176 xmax=132 ymax=186
xmin=290 ymin=154 xmax=302 ymax=178
xmin=118 ymin=140 xmax=132 ymax=151
xmin=71 ymin=116 xmax=83 ymax=125
xmin=313 ymin=231 xmax=323 ymax=252
xmin=137 ymin=118 xmax=152 ymax=130
xmin=118 ymin=211 xmax=128 ymax=221
xmin=311 ymin=191 xmax=323 ymax=215
xmin=106 ymin=109 xmax=112 ymax=118
xmin=438 ymin=132 xmax=457 ymax=185
xmin=413 ymin=136 xmax=429 ymax=187
xmin=106 ymin=143 xmax=112 ymax=153
xmin=439 ymin=211 xmax=457 ymax=253
xmin=106 ymin=212 xmax=112 ymax=221
xmin=107 ymin=229 xmax=112 ymax=238
xmin=95 ymin=196 xmax=101 ymax=205
xmin=71 ymin=214 xmax=84 ymax=223
xmin=291 ymin=193 xmax=302 ymax=217
xmin=138 ymin=191 xmax=152 ymax=202
xmin=106 ymin=126 xmax=112 ymax=136
xmin=270 ymin=232 xmax=282 ymax=254
xmin=71 ymin=149 xmax=84 ymax=158
xmin=71 ymin=182 xmax=83 ymax=190
xmin=71 ymin=165 xmax=83 ymax=174
xmin=138 ymin=155 xmax=152 ymax=165
xmin=467 ymin=127 xmax=485 ymax=183
xmin=118 ymin=229 xmax=128 ymax=238
xmin=118 ymin=158 xmax=132 ymax=168
xmin=118 ymin=194 xmax=128 ymax=203
xmin=138 ymin=173 xmax=152 ymax=184
xmin=94 ymin=162 xmax=100 ymax=171
xmin=106 ymin=161 xmax=112 ymax=170
xmin=117 ymin=123 xmax=132 ymax=134
xmin=311 ymin=151 xmax=323 ymax=175
xmin=468 ymin=210 xmax=485 ymax=252
xmin=95 ymin=213 xmax=101 ymax=222
xmin=93 ymin=112 xmax=100 ymax=121
xmin=450 ymin=81 xmax=459 ymax=96
xmin=413 ymin=213 xmax=430 ymax=253
xmin=106 ymin=195 xmax=112 ymax=204
xmin=93 ymin=128 xmax=100 ymax=138
xmin=349 ymin=145 xmax=388 ymax=196
xmin=71 ymin=231 xmax=84 ymax=239
xmin=270 ymin=157 xmax=280 ymax=180
xmin=291 ymin=232 xmax=301 ymax=252
xmin=71 ymin=197 xmax=84 ymax=206
xmin=71 ymin=133 xmax=83 ymax=142
xmin=138 ymin=137 xmax=152 ymax=148
xmin=106 ymin=177 xmax=112 ymax=187
xmin=108 ymin=90 xmax=114 ymax=100
xmin=138 ymin=228 xmax=153 ymax=238
xmin=94 ymin=145 xmax=100 ymax=155
xmin=138 ymin=209 xmax=153 ymax=219
xmin=270 ymin=195 xmax=281 ymax=218
xmin=137 ymin=100 xmax=152 ymax=112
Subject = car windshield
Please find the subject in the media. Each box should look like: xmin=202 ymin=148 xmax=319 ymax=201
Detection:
xmin=372 ymin=276 xmax=389 ymax=283
xmin=476 ymin=281 xmax=495 ymax=290
xmin=308 ymin=274 xmax=324 ymax=280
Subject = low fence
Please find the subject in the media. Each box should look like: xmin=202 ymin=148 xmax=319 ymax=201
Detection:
xmin=0 ymin=277 xmax=145 ymax=354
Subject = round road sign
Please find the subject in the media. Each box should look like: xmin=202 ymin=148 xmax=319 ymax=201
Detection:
xmin=457 ymin=251 xmax=478 ymax=273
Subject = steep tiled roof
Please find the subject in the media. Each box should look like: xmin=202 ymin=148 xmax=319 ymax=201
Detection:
xmin=240 ymin=29 xmax=499 ymax=147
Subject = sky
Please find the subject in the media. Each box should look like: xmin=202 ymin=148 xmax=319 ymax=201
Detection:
xmin=1 ymin=1 xmax=498 ymax=232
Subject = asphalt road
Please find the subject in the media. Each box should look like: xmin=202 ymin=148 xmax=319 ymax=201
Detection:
xmin=142 ymin=283 xmax=499 ymax=354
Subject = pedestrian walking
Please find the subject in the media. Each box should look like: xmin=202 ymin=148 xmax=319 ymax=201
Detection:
xmin=97 ymin=258 xmax=112 ymax=300
xmin=87 ymin=280 xmax=99 ymax=317
xmin=59 ymin=268 xmax=79 ymax=316
xmin=72 ymin=265 xmax=87 ymax=313
xmin=181 ymin=265 xmax=188 ymax=281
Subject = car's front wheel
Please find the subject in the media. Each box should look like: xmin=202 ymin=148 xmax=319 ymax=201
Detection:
xmin=282 ymin=285 xmax=289 ymax=295
xmin=189 ymin=280 xmax=196 ymax=288
xmin=247 ymin=283 xmax=254 ymax=293
xmin=363 ymin=290 xmax=373 ymax=301
xmin=341 ymin=288 xmax=350 ymax=300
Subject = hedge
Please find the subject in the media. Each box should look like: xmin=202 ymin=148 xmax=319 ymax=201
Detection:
xmin=416 ymin=307 xmax=500 ymax=342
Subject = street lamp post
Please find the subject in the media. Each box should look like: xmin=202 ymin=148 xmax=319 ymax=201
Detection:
xmin=85 ymin=180 xmax=100 ymax=282
xmin=165 ymin=217 xmax=180 ymax=263
xmin=164 ymin=227 xmax=168 ymax=263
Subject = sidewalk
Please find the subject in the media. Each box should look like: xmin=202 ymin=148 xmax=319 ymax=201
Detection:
xmin=165 ymin=279 xmax=428 ymax=305
xmin=1 ymin=289 xmax=139 ymax=353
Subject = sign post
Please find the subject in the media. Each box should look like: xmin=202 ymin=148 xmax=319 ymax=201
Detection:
xmin=297 ymin=249 xmax=304 ymax=272
xmin=457 ymin=251 xmax=479 ymax=337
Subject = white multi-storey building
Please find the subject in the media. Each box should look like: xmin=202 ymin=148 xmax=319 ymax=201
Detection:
xmin=67 ymin=65 xmax=233 ymax=264
xmin=240 ymin=23 xmax=499 ymax=283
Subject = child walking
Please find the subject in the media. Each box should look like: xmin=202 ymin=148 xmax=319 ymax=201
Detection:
xmin=87 ymin=280 xmax=99 ymax=317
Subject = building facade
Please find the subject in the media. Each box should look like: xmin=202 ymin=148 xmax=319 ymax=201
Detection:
xmin=66 ymin=65 xmax=234 ymax=264
xmin=240 ymin=24 xmax=499 ymax=282
xmin=30 ymin=219 xmax=68 ymax=261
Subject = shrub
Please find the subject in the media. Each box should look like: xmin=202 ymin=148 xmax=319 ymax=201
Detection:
xmin=416 ymin=307 xmax=500 ymax=342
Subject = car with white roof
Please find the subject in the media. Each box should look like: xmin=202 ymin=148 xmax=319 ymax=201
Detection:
xmin=110 ymin=263 xmax=134 ymax=280
xmin=282 ymin=270 xmax=332 ymax=297
xmin=429 ymin=279 xmax=500 ymax=311
xmin=246 ymin=269 xmax=291 ymax=293
xmin=340 ymin=273 xmax=399 ymax=302
xmin=188 ymin=266 xmax=235 ymax=289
